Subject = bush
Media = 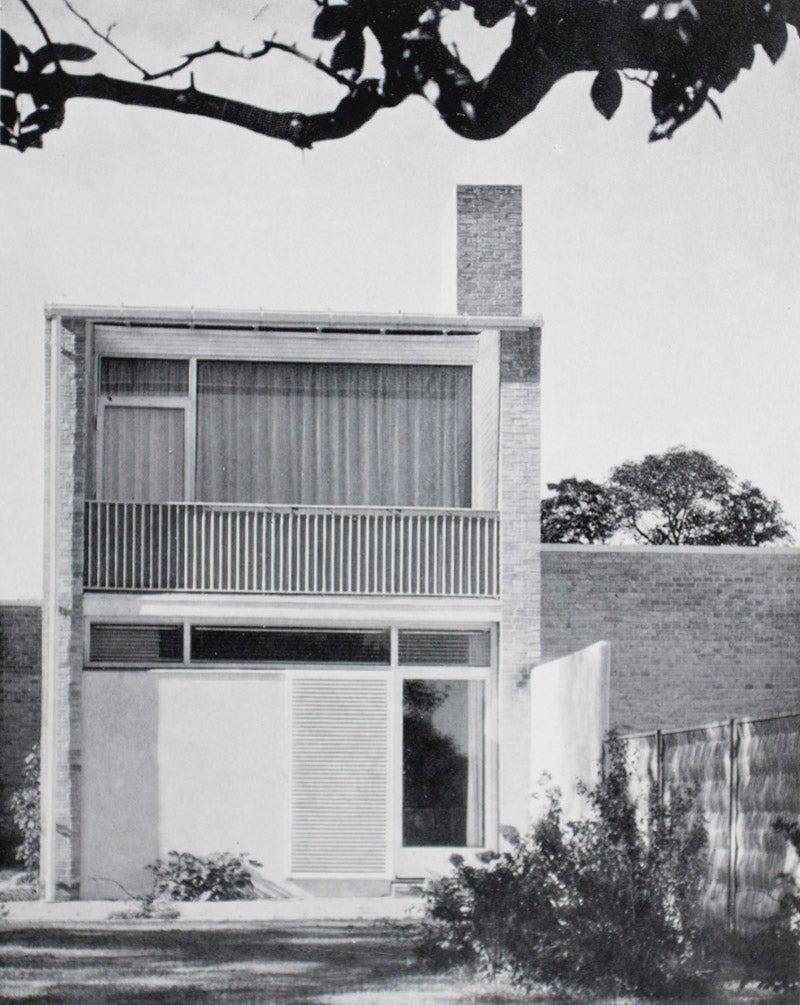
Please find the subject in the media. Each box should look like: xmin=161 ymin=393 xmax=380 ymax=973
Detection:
xmin=421 ymin=733 xmax=710 ymax=999
xmin=9 ymin=744 xmax=40 ymax=880
xmin=734 ymin=818 xmax=800 ymax=992
xmin=148 ymin=851 xmax=260 ymax=901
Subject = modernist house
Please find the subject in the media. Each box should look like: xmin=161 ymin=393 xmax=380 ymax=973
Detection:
xmin=29 ymin=185 xmax=800 ymax=902
xmin=42 ymin=186 xmax=605 ymax=901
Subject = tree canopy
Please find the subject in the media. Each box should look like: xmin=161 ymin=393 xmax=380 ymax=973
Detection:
xmin=542 ymin=447 xmax=793 ymax=545
xmin=2 ymin=0 xmax=799 ymax=152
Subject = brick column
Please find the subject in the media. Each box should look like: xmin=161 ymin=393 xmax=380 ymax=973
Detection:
xmin=457 ymin=185 xmax=522 ymax=316
xmin=455 ymin=184 xmax=540 ymax=832
xmin=498 ymin=331 xmax=541 ymax=831
xmin=41 ymin=315 xmax=86 ymax=899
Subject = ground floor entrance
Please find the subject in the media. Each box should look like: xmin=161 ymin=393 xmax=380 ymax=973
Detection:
xmin=80 ymin=620 xmax=497 ymax=898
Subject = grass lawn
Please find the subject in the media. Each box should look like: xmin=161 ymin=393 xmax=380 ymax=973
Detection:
xmin=0 ymin=921 xmax=792 ymax=1004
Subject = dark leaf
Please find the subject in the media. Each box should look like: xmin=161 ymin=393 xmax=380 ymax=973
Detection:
xmin=21 ymin=104 xmax=65 ymax=132
xmin=1 ymin=95 xmax=18 ymax=129
xmin=785 ymin=0 xmax=800 ymax=32
xmin=467 ymin=0 xmax=516 ymax=28
xmin=29 ymin=42 xmax=96 ymax=73
xmin=760 ymin=16 xmax=788 ymax=63
xmin=591 ymin=69 xmax=622 ymax=120
xmin=331 ymin=30 xmax=365 ymax=77
xmin=1 ymin=29 xmax=20 ymax=70
xmin=313 ymin=5 xmax=351 ymax=41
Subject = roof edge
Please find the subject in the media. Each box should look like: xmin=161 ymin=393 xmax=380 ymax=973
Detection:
xmin=45 ymin=304 xmax=542 ymax=332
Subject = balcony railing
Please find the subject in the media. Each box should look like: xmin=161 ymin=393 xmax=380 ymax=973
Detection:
xmin=84 ymin=501 xmax=500 ymax=597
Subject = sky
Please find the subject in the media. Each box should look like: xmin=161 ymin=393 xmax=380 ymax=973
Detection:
xmin=1 ymin=2 xmax=799 ymax=599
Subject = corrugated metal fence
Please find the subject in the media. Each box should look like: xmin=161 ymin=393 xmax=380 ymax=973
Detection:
xmin=624 ymin=713 xmax=800 ymax=932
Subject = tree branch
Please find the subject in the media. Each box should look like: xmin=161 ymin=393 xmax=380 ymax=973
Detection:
xmin=18 ymin=0 xmax=57 ymax=51
xmin=58 ymin=0 xmax=150 ymax=77
xmin=5 ymin=65 xmax=384 ymax=148
xmin=143 ymin=38 xmax=358 ymax=92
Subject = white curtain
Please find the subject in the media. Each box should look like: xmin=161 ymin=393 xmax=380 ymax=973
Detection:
xmin=102 ymin=406 xmax=184 ymax=501
xmin=465 ymin=680 xmax=485 ymax=846
xmin=195 ymin=361 xmax=471 ymax=507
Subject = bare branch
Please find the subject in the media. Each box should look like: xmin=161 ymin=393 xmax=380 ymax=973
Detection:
xmin=18 ymin=0 xmax=58 ymax=52
xmin=58 ymin=0 xmax=151 ymax=77
xmin=142 ymin=38 xmax=358 ymax=92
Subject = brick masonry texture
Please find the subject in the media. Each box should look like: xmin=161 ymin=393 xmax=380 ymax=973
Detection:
xmin=498 ymin=331 xmax=541 ymax=830
xmin=41 ymin=315 xmax=87 ymax=897
xmin=541 ymin=546 xmax=800 ymax=731
xmin=0 ymin=605 xmax=41 ymax=862
xmin=457 ymin=186 xmax=522 ymax=317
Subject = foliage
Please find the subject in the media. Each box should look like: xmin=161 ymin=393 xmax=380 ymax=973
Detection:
xmin=148 ymin=850 xmax=260 ymax=902
xmin=729 ymin=817 xmax=800 ymax=992
xmin=541 ymin=477 xmax=619 ymax=543
xmin=9 ymin=744 xmax=40 ymax=880
xmin=421 ymin=733 xmax=710 ymax=998
xmin=3 ymin=1 xmax=800 ymax=151
xmin=541 ymin=446 xmax=792 ymax=545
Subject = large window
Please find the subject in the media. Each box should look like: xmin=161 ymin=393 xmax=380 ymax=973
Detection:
xmin=195 ymin=361 xmax=471 ymax=507
xmin=97 ymin=357 xmax=471 ymax=506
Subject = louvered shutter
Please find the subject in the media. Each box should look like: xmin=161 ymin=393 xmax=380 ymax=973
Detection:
xmin=291 ymin=677 xmax=389 ymax=874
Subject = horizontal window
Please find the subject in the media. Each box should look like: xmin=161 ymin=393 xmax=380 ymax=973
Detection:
xmin=190 ymin=627 xmax=391 ymax=664
xmin=100 ymin=358 xmax=189 ymax=397
xmin=398 ymin=630 xmax=491 ymax=667
xmin=89 ymin=623 xmax=183 ymax=663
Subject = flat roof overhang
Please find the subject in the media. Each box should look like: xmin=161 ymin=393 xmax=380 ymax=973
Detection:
xmin=45 ymin=304 xmax=542 ymax=334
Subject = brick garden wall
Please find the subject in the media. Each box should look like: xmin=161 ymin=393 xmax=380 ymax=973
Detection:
xmin=0 ymin=604 xmax=41 ymax=863
xmin=541 ymin=545 xmax=800 ymax=731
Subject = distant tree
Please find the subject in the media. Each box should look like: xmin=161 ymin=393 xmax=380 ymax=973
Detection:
xmin=2 ymin=0 xmax=800 ymax=152
xmin=541 ymin=477 xmax=619 ymax=544
xmin=542 ymin=447 xmax=792 ymax=546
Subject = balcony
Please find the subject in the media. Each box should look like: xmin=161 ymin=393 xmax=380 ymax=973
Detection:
xmin=84 ymin=501 xmax=500 ymax=598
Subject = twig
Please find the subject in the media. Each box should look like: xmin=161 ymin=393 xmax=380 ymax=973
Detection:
xmin=706 ymin=94 xmax=722 ymax=120
xmin=622 ymin=70 xmax=653 ymax=90
xmin=59 ymin=0 xmax=151 ymax=77
xmin=18 ymin=0 xmax=57 ymax=52
xmin=143 ymin=38 xmax=358 ymax=91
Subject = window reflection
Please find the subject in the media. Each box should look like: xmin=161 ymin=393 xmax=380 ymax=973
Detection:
xmin=402 ymin=679 xmax=484 ymax=847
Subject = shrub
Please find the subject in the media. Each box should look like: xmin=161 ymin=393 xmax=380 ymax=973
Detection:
xmin=422 ymin=733 xmax=710 ymax=999
xmin=9 ymin=744 xmax=40 ymax=880
xmin=148 ymin=851 xmax=259 ymax=901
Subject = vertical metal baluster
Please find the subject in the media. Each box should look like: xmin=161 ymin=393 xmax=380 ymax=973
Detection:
xmin=209 ymin=508 xmax=216 ymax=591
xmin=338 ymin=512 xmax=344 ymax=593
xmin=269 ymin=511 xmax=276 ymax=592
xmin=389 ymin=514 xmax=396 ymax=594
xmin=304 ymin=512 xmax=311 ymax=593
xmin=432 ymin=515 xmax=439 ymax=595
xmin=287 ymin=511 xmax=294 ymax=592
xmin=355 ymin=513 xmax=361 ymax=594
xmin=95 ymin=502 xmax=101 ymax=588
xmin=466 ymin=516 xmax=473 ymax=595
xmin=450 ymin=512 xmax=456 ymax=596
xmin=321 ymin=511 xmax=328 ymax=593
xmin=373 ymin=515 xmax=379 ymax=594
xmin=346 ymin=514 xmax=353 ymax=593
xmin=423 ymin=515 xmax=430 ymax=595
xmin=416 ymin=514 xmax=422 ymax=590
xmin=399 ymin=514 xmax=406 ymax=594
xmin=260 ymin=511 xmax=266 ymax=592
xmin=312 ymin=512 xmax=319 ymax=593
xmin=200 ymin=508 xmax=207 ymax=590
xmin=458 ymin=514 xmax=465 ymax=596
xmin=381 ymin=514 xmax=387 ymax=593
xmin=123 ymin=503 xmax=130 ymax=589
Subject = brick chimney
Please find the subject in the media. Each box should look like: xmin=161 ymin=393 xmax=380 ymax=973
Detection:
xmin=457 ymin=185 xmax=522 ymax=316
